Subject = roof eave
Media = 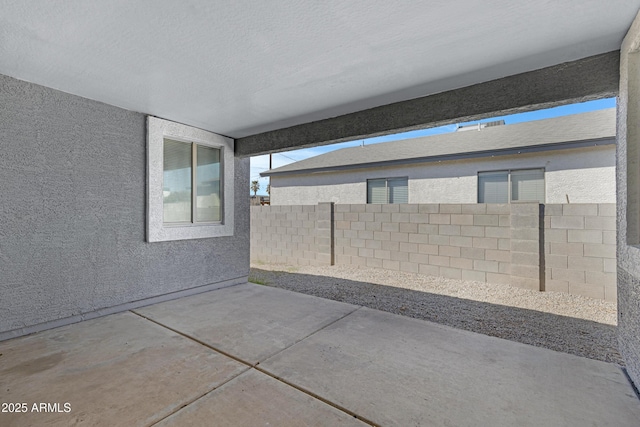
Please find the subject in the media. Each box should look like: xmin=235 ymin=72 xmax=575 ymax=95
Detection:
xmin=261 ymin=137 xmax=615 ymax=177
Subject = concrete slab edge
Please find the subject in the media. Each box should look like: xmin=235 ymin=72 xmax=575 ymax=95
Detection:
xmin=0 ymin=276 xmax=248 ymax=342
xmin=622 ymin=367 xmax=640 ymax=401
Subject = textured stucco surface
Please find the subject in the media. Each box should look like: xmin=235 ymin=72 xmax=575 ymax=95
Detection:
xmin=147 ymin=116 xmax=235 ymax=241
xmin=271 ymin=146 xmax=615 ymax=205
xmin=3 ymin=3 xmax=636 ymax=141
xmin=0 ymin=74 xmax=249 ymax=337
xmin=617 ymin=10 xmax=640 ymax=389
xmin=237 ymin=52 xmax=619 ymax=156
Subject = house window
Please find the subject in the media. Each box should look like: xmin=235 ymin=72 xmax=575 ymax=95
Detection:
xmin=367 ymin=177 xmax=408 ymax=204
xmin=147 ymin=117 xmax=234 ymax=242
xmin=478 ymin=169 xmax=544 ymax=203
xmin=163 ymin=139 xmax=221 ymax=223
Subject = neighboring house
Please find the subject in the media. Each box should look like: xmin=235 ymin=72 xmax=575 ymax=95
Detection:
xmin=250 ymin=195 xmax=270 ymax=206
xmin=262 ymin=109 xmax=616 ymax=206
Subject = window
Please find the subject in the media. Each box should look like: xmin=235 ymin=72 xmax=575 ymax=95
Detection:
xmin=147 ymin=117 xmax=234 ymax=242
xmin=367 ymin=177 xmax=408 ymax=204
xmin=163 ymin=139 xmax=221 ymax=223
xmin=478 ymin=169 xmax=544 ymax=203
xmin=477 ymin=171 xmax=509 ymax=203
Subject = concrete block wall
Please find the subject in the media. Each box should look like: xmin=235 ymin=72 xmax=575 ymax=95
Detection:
xmin=250 ymin=205 xmax=320 ymax=265
xmin=333 ymin=203 xmax=516 ymax=284
xmin=543 ymin=204 xmax=616 ymax=301
xmin=316 ymin=202 xmax=335 ymax=265
xmin=509 ymin=203 xmax=543 ymax=291
xmin=250 ymin=202 xmax=616 ymax=300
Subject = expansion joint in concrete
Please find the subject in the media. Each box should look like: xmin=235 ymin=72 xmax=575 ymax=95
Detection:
xmin=130 ymin=310 xmax=255 ymax=368
xmin=131 ymin=305 xmax=373 ymax=425
xmin=147 ymin=367 xmax=250 ymax=426
xmin=256 ymin=305 xmax=362 ymax=367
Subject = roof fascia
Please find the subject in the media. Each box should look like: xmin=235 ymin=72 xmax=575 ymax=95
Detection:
xmin=261 ymin=137 xmax=615 ymax=177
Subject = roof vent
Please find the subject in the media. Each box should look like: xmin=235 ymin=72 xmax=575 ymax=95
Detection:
xmin=456 ymin=120 xmax=505 ymax=131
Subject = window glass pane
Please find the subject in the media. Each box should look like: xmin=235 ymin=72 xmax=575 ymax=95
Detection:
xmin=511 ymin=169 xmax=544 ymax=202
xmin=196 ymin=145 xmax=221 ymax=222
xmin=388 ymin=178 xmax=408 ymax=204
xmin=478 ymin=171 xmax=508 ymax=203
xmin=367 ymin=179 xmax=387 ymax=204
xmin=163 ymin=139 xmax=192 ymax=222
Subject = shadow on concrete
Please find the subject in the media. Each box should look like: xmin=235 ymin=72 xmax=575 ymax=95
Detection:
xmin=250 ymin=268 xmax=622 ymax=365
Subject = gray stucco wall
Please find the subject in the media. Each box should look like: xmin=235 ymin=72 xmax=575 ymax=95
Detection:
xmin=0 ymin=74 xmax=249 ymax=339
xmin=618 ymin=11 xmax=640 ymax=389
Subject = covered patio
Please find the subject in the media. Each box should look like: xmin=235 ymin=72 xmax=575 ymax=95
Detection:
xmin=2 ymin=283 xmax=639 ymax=426
xmin=3 ymin=2 xmax=640 ymax=425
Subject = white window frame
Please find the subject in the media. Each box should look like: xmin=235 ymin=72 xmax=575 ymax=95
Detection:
xmin=147 ymin=116 xmax=234 ymax=242
xmin=477 ymin=168 xmax=545 ymax=203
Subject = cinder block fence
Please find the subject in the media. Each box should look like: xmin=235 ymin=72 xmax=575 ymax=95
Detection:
xmin=250 ymin=203 xmax=616 ymax=301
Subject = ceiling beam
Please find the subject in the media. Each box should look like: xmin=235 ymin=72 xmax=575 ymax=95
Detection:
xmin=235 ymin=51 xmax=619 ymax=157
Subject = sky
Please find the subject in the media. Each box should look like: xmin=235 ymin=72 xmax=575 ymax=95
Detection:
xmin=249 ymin=97 xmax=616 ymax=196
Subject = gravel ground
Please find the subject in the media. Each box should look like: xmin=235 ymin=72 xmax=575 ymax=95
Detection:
xmin=249 ymin=264 xmax=622 ymax=365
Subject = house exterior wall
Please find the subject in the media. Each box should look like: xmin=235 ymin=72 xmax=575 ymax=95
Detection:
xmin=0 ymin=74 xmax=250 ymax=340
xmin=617 ymin=10 xmax=640 ymax=389
xmin=270 ymin=145 xmax=615 ymax=206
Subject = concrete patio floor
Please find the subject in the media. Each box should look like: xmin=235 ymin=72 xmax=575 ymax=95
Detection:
xmin=1 ymin=283 xmax=639 ymax=426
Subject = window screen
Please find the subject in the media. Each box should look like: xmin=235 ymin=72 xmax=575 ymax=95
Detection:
xmin=367 ymin=179 xmax=387 ymax=204
xmin=163 ymin=139 xmax=192 ymax=223
xmin=367 ymin=177 xmax=408 ymax=204
xmin=478 ymin=169 xmax=545 ymax=203
xmin=511 ymin=169 xmax=544 ymax=202
xmin=388 ymin=178 xmax=408 ymax=204
xmin=478 ymin=171 xmax=508 ymax=203
xmin=196 ymin=145 xmax=221 ymax=222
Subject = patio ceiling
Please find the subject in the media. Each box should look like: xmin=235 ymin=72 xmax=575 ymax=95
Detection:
xmin=1 ymin=1 xmax=638 ymax=144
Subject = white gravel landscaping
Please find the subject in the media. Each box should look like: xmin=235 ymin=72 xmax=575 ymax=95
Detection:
xmin=249 ymin=263 xmax=622 ymax=365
